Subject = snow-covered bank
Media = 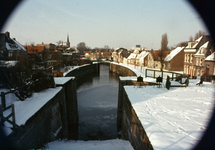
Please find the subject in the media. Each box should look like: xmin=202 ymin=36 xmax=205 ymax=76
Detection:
xmin=45 ymin=139 xmax=134 ymax=150
xmin=114 ymin=62 xmax=215 ymax=150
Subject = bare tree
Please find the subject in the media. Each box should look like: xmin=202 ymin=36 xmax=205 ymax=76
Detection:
xmin=158 ymin=33 xmax=168 ymax=71
xmin=189 ymin=36 xmax=193 ymax=41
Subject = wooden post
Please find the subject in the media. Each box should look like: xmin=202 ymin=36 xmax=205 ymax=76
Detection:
xmin=145 ymin=69 xmax=147 ymax=78
xmin=1 ymin=92 xmax=6 ymax=109
xmin=0 ymin=105 xmax=4 ymax=126
xmin=12 ymin=104 xmax=15 ymax=123
xmin=153 ymin=70 xmax=155 ymax=78
xmin=172 ymin=73 xmax=174 ymax=81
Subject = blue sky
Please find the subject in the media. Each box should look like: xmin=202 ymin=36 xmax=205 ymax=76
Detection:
xmin=1 ymin=0 xmax=208 ymax=50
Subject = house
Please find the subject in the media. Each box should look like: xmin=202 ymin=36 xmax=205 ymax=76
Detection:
xmin=63 ymin=47 xmax=80 ymax=60
xmin=90 ymin=48 xmax=112 ymax=60
xmin=205 ymin=52 xmax=215 ymax=76
xmin=0 ymin=31 xmax=27 ymax=61
xmin=164 ymin=46 xmax=185 ymax=71
xmin=112 ymin=47 xmax=130 ymax=63
xmin=184 ymin=35 xmax=213 ymax=77
xmin=43 ymin=51 xmax=63 ymax=67
xmin=148 ymin=50 xmax=170 ymax=69
xmin=37 ymin=43 xmax=55 ymax=51
xmin=136 ymin=51 xmax=149 ymax=66
xmin=85 ymin=51 xmax=91 ymax=59
xmin=25 ymin=45 xmax=48 ymax=62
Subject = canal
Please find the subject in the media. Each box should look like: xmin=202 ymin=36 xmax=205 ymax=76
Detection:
xmin=76 ymin=63 xmax=119 ymax=140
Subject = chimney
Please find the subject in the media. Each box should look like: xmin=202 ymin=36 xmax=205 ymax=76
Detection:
xmin=5 ymin=31 xmax=10 ymax=38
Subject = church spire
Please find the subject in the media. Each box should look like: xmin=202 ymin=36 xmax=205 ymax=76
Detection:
xmin=66 ymin=34 xmax=70 ymax=47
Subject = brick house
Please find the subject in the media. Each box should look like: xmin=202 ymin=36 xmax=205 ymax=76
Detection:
xmin=164 ymin=46 xmax=185 ymax=71
xmin=148 ymin=50 xmax=169 ymax=69
xmin=112 ymin=47 xmax=130 ymax=63
xmin=90 ymin=48 xmax=112 ymax=60
xmin=205 ymin=52 xmax=215 ymax=76
xmin=0 ymin=31 xmax=27 ymax=61
xmin=25 ymin=45 xmax=48 ymax=62
xmin=184 ymin=35 xmax=213 ymax=77
xmin=43 ymin=51 xmax=63 ymax=67
xmin=137 ymin=51 xmax=149 ymax=67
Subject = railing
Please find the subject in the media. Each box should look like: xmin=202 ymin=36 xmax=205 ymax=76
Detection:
xmin=145 ymin=69 xmax=189 ymax=87
xmin=0 ymin=88 xmax=23 ymax=130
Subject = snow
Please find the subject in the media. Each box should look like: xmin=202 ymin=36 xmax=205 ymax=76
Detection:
xmin=0 ymin=87 xmax=62 ymax=136
xmin=54 ymin=77 xmax=75 ymax=85
xmin=1 ymin=62 xmax=214 ymax=149
xmin=127 ymin=53 xmax=137 ymax=59
xmin=114 ymin=62 xmax=215 ymax=150
xmin=0 ymin=60 xmax=18 ymax=68
xmin=205 ymin=52 xmax=215 ymax=61
xmin=195 ymin=41 xmax=209 ymax=56
xmin=13 ymin=87 xmax=62 ymax=126
xmin=45 ymin=139 xmax=134 ymax=150
xmin=192 ymin=36 xmax=203 ymax=48
xmin=5 ymin=39 xmax=26 ymax=51
xmin=164 ymin=47 xmax=184 ymax=62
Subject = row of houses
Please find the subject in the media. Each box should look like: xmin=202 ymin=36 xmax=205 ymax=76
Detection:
xmin=1 ymin=31 xmax=214 ymax=77
xmin=111 ymin=35 xmax=215 ymax=77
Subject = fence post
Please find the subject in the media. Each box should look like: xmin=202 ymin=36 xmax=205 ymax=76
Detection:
xmin=12 ymin=104 xmax=15 ymax=124
xmin=153 ymin=70 xmax=155 ymax=78
xmin=1 ymin=92 xmax=6 ymax=109
xmin=145 ymin=69 xmax=147 ymax=77
xmin=172 ymin=73 xmax=174 ymax=81
xmin=0 ymin=105 xmax=4 ymax=126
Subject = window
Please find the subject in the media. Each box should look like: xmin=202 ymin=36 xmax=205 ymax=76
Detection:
xmin=197 ymin=69 xmax=200 ymax=76
xmin=213 ymin=65 xmax=215 ymax=75
xmin=184 ymin=65 xmax=186 ymax=73
xmin=8 ymin=52 xmax=13 ymax=57
xmin=187 ymin=54 xmax=189 ymax=63
xmin=196 ymin=58 xmax=199 ymax=66
xmin=201 ymin=70 xmax=204 ymax=76
xmin=200 ymin=59 xmax=202 ymax=66
xmin=184 ymin=54 xmax=187 ymax=62
xmin=186 ymin=66 xmax=189 ymax=74
xmin=190 ymin=54 xmax=193 ymax=63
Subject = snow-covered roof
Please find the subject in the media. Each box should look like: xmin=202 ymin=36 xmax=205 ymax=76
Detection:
xmin=195 ymin=41 xmax=209 ymax=56
xmin=0 ymin=60 xmax=18 ymax=68
xmin=6 ymin=39 xmax=27 ymax=51
xmin=164 ymin=47 xmax=184 ymax=62
xmin=137 ymin=51 xmax=149 ymax=60
xmin=127 ymin=53 xmax=137 ymax=59
xmin=205 ymin=52 xmax=215 ymax=61
xmin=192 ymin=36 xmax=203 ymax=48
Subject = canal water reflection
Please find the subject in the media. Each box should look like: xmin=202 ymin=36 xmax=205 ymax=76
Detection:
xmin=77 ymin=63 xmax=119 ymax=140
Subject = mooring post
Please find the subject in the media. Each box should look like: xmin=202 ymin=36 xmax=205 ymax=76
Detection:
xmin=1 ymin=92 xmax=6 ymax=109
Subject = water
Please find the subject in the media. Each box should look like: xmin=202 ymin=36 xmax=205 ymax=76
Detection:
xmin=76 ymin=64 xmax=119 ymax=140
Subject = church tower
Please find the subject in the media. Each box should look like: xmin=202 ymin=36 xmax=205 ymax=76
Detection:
xmin=66 ymin=34 xmax=70 ymax=47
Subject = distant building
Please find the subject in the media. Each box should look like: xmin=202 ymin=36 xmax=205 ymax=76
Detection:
xmin=205 ymin=52 xmax=215 ymax=76
xmin=184 ymin=35 xmax=214 ymax=77
xmin=164 ymin=46 xmax=185 ymax=71
xmin=37 ymin=43 xmax=55 ymax=51
xmin=0 ymin=31 xmax=27 ymax=61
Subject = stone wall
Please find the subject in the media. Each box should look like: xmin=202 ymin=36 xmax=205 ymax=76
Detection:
xmin=65 ymin=63 xmax=99 ymax=79
xmin=9 ymin=88 xmax=68 ymax=149
xmin=109 ymin=63 xmax=136 ymax=76
xmin=121 ymin=88 xmax=153 ymax=150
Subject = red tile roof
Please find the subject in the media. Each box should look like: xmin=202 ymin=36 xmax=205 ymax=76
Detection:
xmin=25 ymin=46 xmax=46 ymax=54
xmin=152 ymin=50 xmax=170 ymax=61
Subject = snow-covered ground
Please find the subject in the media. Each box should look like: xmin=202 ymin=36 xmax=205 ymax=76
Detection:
xmin=115 ymin=62 xmax=215 ymax=150
xmin=1 ymin=62 xmax=214 ymax=150
xmin=45 ymin=139 xmax=134 ymax=150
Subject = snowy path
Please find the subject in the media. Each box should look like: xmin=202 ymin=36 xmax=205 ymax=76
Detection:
xmin=45 ymin=139 xmax=134 ymax=150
